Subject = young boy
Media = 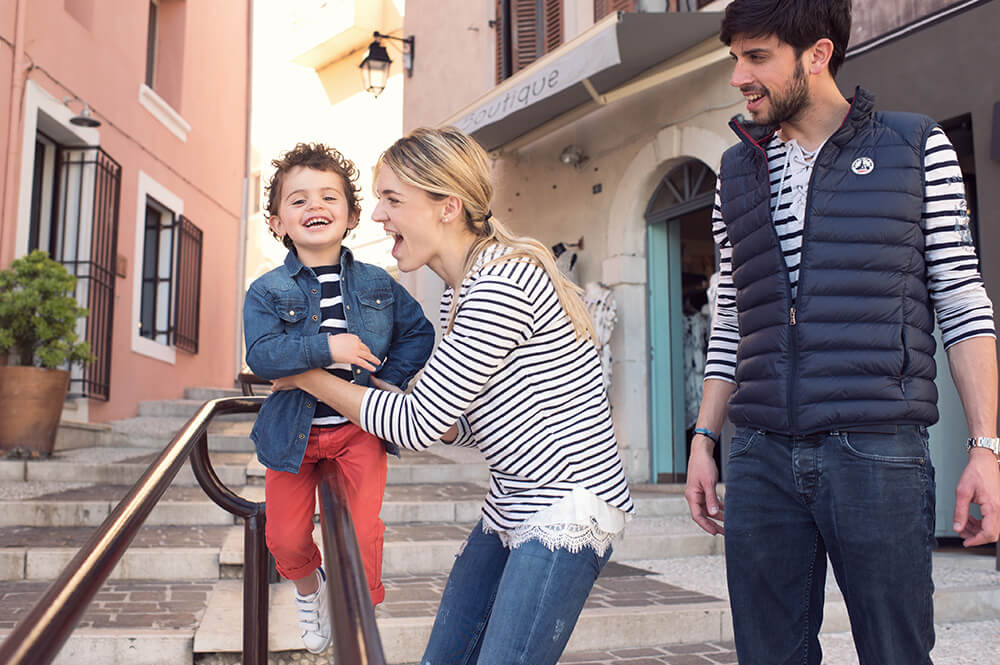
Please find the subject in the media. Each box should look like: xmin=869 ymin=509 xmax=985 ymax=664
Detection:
xmin=243 ymin=143 xmax=434 ymax=654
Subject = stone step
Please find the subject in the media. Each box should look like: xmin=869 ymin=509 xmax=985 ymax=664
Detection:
xmin=137 ymin=399 xmax=256 ymax=421
xmin=111 ymin=417 xmax=254 ymax=452
xmin=184 ymin=386 xmax=243 ymax=401
xmin=218 ymin=515 xmax=722 ymax=578
xmin=0 ymin=449 xmax=250 ymax=488
xmin=193 ymin=553 xmax=1000 ymax=664
xmin=0 ymin=525 xmax=230 ymax=581
xmin=244 ymin=449 xmax=491 ymax=486
xmin=0 ymin=485 xmax=238 ymax=528
xmin=235 ymin=482 xmax=691 ymax=525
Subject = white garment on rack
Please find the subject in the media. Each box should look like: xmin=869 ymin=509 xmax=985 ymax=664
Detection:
xmin=583 ymin=282 xmax=616 ymax=393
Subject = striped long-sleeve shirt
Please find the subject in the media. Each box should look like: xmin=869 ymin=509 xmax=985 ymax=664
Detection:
xmin=360 ymin=244 xmax=634 ymax=531
xmin=705 ymin=127 xmax=995 ymax=383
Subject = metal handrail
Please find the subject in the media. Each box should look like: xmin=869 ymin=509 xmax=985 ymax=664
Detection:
xmin=0 ymin=394 xmax=387 ymax=665
xmin=319 ymin=472 xmax=387 ymax=665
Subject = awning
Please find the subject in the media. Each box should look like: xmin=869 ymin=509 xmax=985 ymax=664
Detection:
xmin=444 ymin=11 xmax=726 ymax=152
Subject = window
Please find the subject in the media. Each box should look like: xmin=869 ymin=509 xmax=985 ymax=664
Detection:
xmin=143 ymin=0 xmax=185 ymax=110
xmin=251 ymin=171 xmax=261 ymax=214
xmin=27 ymin=131 xmax=122 ymax=400
xmin=494 ymin=0 xmax=564 ymax=84
xmin=145 ymin=0 xmax=159 ymax=88
xmin=140 ymin=198 xmax=174 ymax=346
xmin=133 ymin=172 xmax=202 ymax=361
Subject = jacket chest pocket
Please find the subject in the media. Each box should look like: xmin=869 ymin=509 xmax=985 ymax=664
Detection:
xmin=274 ymin=297 xmax=309 ymax=329
xmin=357 ymin=291 xmax=393 ymax=335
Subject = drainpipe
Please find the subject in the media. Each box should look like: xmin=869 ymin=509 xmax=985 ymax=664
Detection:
xmin=0 ymin=0 xmax=28 ymax=267
xmin=233 ymin=0 xmax=253 ymax=382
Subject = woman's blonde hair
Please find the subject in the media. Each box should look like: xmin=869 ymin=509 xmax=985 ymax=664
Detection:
xmin=377 ymin=126 xmax=596 ymax=342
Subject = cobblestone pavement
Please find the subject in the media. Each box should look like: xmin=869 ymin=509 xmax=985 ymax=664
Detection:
xmin=374 ymin=566 xmax=721 ymax=619
xmin=0 ymin=580 xmax=212 ymax=631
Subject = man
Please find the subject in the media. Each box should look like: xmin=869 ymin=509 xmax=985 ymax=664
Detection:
xmin=684 ymin=1 xmax=1000 ymax=663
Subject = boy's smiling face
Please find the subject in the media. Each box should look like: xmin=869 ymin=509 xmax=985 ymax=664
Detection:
xmin=269 ymin=166 xmax=358 ymax=266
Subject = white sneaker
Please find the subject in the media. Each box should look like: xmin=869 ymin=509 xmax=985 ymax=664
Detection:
xmin=295 ymin=567 xmax=331 ymax=654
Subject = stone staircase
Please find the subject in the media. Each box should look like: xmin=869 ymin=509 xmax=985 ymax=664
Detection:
xmin=0 ymin=387 xmax=998 ymax=665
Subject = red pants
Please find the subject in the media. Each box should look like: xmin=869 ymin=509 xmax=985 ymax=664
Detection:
xmin=264 ymin=423 xmax=387 ymax=605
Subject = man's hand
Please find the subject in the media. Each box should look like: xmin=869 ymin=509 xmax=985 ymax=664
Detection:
xmin=953 ymin=448 xmax=1000 ymax=547
xmin=685 ymin=438 xmax=725 ymax=536
xmin=328 ymin=334 xmax=381 ymax=371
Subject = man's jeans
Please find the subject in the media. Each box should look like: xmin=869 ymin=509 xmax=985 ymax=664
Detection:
xmin=724 ymin=426 xmax=936 ymax=665
xmin=420 ymin=520 xmax=612 ymax=665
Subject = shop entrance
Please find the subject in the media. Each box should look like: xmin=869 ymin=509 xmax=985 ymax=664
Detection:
xmin=646 ymin=159 xmax=718 ymax=483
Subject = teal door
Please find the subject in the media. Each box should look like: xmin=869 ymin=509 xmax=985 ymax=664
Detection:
xmin=648 ymin=221 xmax=686 ymax=482
xmin=646 ymin=160 xmax=717 ymax=483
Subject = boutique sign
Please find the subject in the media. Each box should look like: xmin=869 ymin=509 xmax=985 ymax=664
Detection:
xmin=453 ymin=22 xmax=622 ymax=136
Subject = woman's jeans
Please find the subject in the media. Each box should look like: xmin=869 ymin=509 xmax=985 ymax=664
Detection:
xmin=724 ymin=426 xmax=937 ymax=665
xmin=421 ymin=520 xmax=612 ymax=665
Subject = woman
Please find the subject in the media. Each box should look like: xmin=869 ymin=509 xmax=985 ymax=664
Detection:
xmin=273 ymin=126 xmax=633 ymax=665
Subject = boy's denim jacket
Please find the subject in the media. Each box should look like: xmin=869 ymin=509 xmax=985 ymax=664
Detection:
xmin=244 ymin=247 xmax=434 ymax=472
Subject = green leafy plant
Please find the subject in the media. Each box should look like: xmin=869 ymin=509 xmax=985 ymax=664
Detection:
xmin=0 ymin=250 xmax=94 ymax=369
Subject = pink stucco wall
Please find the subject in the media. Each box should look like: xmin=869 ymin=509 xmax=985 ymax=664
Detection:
xmin=0 ymin=0 xmax=251 ymax=422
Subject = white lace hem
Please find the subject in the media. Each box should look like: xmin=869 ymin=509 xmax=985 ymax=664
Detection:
xmin=484 ymin=519 xmax=620 ymax=557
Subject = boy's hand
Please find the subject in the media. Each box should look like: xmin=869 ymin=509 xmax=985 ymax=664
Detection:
xmin=328 ymin=334 xmax=381 ymax=371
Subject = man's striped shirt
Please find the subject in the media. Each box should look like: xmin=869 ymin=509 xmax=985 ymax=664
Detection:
xmin=360 ymin=244 xmax=634 ymax=532
xmin=705 ymin=127 xmax=995 ymax=383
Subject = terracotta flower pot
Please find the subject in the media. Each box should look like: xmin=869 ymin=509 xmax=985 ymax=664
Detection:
xmin=0 ymin=365 xmax=71 ymax=457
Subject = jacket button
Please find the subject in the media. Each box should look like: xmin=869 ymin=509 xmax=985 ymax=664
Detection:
xmin=312 ymin=289 xmax=318 ymax=294
xmin=345 ymin=305 xmax=350 ymax=311
xmin=312 ymin=315 xmax=318 ymax=321
xmin=306 ymin=401 xmax=312 ymax=408
xmin=288 ymin=310 xmax=295 ymax=316
xmin=376 ymin=299 xmax=381 ymax=304
xmin=298 ymin=433 xmax=305 ymax=439
xmin=355 ymin=368 xmax=361 ymax=374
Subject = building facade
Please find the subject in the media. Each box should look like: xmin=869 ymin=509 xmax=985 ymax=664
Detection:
xmin=402 ymin=0 xmax=1000 ymax=525
xmin=0 ymin=0 xmax=252 ymax=424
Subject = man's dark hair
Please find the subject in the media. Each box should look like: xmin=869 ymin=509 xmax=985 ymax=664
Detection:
xmin=265 ymin=143 xmax=362 ymax=249
xmin=720 ymin=0 xmax=852 ymax=77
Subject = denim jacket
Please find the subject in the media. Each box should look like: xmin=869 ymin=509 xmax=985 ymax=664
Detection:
xmin=244 ymin=247 xmax=434 ymax=472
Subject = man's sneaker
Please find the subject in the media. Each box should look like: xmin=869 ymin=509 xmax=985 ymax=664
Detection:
xmin=295 ymin=567 xmax=331 ymax=654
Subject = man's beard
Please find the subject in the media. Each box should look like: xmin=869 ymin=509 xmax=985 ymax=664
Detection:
xmin=751 ymin=60 xmax=810 ymax=126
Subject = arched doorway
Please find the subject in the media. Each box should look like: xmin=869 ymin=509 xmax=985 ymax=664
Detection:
xmin=646 ymin=159 xmax=717 ymax=483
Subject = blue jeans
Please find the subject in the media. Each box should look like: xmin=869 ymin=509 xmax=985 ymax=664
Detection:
xmin=421 ymin=520 xmax=612 ymax=665
xmin=724 ymin=426 xmax=936 ymax=665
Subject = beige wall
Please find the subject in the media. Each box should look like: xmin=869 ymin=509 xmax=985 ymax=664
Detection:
xmin=0 ymin=0 xmax=250 ymax=422
xmin=403 ymin=0 xmax=497 ymax=131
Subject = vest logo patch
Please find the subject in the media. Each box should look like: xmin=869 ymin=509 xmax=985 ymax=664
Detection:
xmin=851 ymin=157 xmax=875 ymax=175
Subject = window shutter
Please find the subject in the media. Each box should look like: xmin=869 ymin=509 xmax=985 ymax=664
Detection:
xmin=542 ymin=0 xmax=563 ymax=55
xmin=495 ymin=0 xmax=507 ymax=84
xmin=511 ymin=0 xmax=540 ymax=74
xmin=173 ymin=215 xmax=202 ymax=354
xmin=594 ymin=0 xmax=635 ymax=20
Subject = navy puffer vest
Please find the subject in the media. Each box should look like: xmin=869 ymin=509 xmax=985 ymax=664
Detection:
xmin=719 ymin=87 xmax=939 ymax=434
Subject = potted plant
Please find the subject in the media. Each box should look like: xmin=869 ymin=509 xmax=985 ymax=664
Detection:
xmin=0 ymin=250 xmax=93 ymax=457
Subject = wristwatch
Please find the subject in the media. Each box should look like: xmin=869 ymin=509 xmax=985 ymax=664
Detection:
xmin=966 ymin=436 xmax=1000 ymax=462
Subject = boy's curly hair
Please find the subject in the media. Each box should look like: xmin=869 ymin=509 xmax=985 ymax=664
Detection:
xmin=264 ymin=143 xmax=363 ymax=249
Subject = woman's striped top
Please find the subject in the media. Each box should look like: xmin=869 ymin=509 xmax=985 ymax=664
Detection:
xmin=706 ymin=127 xmax=995 ymax=383
xmin=360 ymin=244 xmax=634 ymax=531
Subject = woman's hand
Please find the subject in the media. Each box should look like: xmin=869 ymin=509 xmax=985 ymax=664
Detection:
xmin=328 ymin=334 xmax=381 ymax=371
xmin=370 ymin=376 xmax=404 ymax=394
xmin=271 ymin=369 xmax=323 ymax=392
